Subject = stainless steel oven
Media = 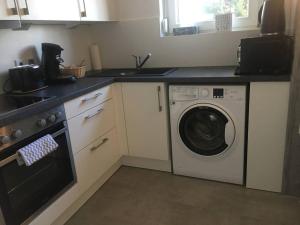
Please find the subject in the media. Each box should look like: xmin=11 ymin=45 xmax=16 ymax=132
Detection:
xmin=0 ymin=104 xmax=76 ymax=225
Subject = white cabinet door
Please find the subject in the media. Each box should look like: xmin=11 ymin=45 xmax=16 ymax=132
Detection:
xmin=122 ymin=83 xmax=170 ymax=161
xmin=0 ymin=0 xmax=20 ymax=20
xmin=78 ymin=0 xmax=117 ymax=21
xmin=17 ymin=0 xmax=80 ymax=21
xmin=247 ymin=82 xmax=290 ymax=193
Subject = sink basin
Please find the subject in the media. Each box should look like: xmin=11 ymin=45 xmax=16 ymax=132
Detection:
xmin=88 ymin=68 xmax=176 ymax=77
xmin=136 ymin=68 xmax=176 ymax=76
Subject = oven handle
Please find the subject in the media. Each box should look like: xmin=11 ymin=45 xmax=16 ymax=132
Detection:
xmin=0 ymin=127 xmax=67 ymax=168
xmin=52 ymin=127 xmax=67 ymax=138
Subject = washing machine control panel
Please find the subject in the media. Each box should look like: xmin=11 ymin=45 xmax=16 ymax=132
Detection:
xmin=200 ymin=88 xmax=210 ymax=97
xmin=213 ymin=88 xmax=224 ymax=99
xmin=171 ymin=86 xmax=199 ymax=101
xmin=171 ymin=86 xmax=246 ymax=102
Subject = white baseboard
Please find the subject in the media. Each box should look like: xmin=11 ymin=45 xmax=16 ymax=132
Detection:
xmin=52 ymin=159 xmax=122 ymax=225
xmin=122 ymin=156 xmax=172 ymax=172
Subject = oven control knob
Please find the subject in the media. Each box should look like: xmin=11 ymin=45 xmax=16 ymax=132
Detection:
xmin=48 ymin=115 xmax=56 ymax=123
xmin=0 ymin=136 xmax=11 ymax=145
xmin=12 ymin=129 xmax=23 ymax=139
xmin=201 ymin=89 xmax=209 ymax=97
xmin=55 ymin=111 xmax=62 ymax=118
xmin=37 ymin=119 xmax=47 ymax=128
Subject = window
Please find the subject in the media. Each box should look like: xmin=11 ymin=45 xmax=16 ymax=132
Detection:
xmin=161 ymin=0 xmax=264 ymax=35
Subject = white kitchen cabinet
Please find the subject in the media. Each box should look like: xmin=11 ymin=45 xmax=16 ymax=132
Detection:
xmin=68 ymin=99 xmax=115 ymax=154
xmin=75 ymin=129 xmax=120 ymax=195
xmin=247 ymin=82 xmax=290 ymax=193
xmin=17 ymin=0 xmax=80 ymax=21
xmin=112 ymin=83 xmax=129 ymax=156
xmin=33 ymin=85 xmax=121 ymax=225
xmin=78 ymin=0 xmax=117 ymax=21
xmin=0 ymin=0 xmax=21 ymax=28
xmin=122 ymin=83 xmax=170 ymax=161
xmin=0 ymin=0 xmax=20 ymax=20
xmin=64 ymin=85 xmax=112 ymax=120
xmin=1 ymin=0 xmax=118 ymax=25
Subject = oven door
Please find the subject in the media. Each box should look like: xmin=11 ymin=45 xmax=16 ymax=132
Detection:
xmin=0 ymin=122 xmax=76 ymax=225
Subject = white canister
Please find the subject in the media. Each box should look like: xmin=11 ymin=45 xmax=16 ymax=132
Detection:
xmin=215 ymin=13 xmax=233 ymax=32
xmin=90 ymin=44 xmax=102 ymax=70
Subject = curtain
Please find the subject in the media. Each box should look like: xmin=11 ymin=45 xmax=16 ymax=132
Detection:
xmin=283 ymin=1 xmax=300 ymax=196
xmin=285 ymin=0 xmax=299 ymax=35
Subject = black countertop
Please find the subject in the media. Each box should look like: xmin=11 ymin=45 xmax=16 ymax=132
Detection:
xmin=166 ymin=67 xmax=291 ymax=83
xmin=0 ymin=78 xmax=114 ymax=126
xmin=88 ymin=66 xmax=290 ymax=83
xmin=0 ymin=66 xmax=290 ymax=126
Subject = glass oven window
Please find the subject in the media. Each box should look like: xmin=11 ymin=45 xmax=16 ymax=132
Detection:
xmin=0 ymin=123 xmax=75 ymax=225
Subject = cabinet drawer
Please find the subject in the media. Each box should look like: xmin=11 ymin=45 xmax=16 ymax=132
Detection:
xmin=64 ymin=85 xmax=112 ymax=119
xmin=68 ymin=100 xmax=115 ymax=154
xmin=75 ymin=129 xmax=120 ymax=194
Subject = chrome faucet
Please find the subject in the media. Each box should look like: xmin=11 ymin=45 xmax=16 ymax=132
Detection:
xmin=132 ymin=53 xmax=152 ymax=70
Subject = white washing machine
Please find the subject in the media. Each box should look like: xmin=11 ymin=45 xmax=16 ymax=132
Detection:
xmin=169 ymin=85 xmax=246 ymax=185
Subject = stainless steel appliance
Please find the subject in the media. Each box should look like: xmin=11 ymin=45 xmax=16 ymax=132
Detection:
xmin=41 ymin=43 xmax=76 ymax=83
xmin=236 ymin=35 xmax=294 ymax=75
xmin=0 ymin=99 xmax=76 ymax=225
xmin=5 ymin=65 xmax=46 ymax=94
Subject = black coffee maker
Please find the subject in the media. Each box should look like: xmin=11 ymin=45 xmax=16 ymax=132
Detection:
xmin=41 ymin=43 xmax=76 ymax=83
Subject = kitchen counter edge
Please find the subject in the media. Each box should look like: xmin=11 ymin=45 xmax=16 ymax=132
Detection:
xmin=0 ymin=67 xmax=291 ymax=126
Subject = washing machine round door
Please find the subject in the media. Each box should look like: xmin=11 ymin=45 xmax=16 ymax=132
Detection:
xmin=178 ymin=105 xmax=235 ymax=156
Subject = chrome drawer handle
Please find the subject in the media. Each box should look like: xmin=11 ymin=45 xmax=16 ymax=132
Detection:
xmin=90 ymin=138 xmax=109 ymax=151
xmin=84 ymin=108 xmax=103 ymax=120
xmin=81 ymin=92 xmax=102 ymax=103
xmin=157 ymin=86 xmax=162 ymax=112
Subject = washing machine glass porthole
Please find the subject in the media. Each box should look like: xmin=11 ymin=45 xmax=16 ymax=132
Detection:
xmin=179 ymin=106 xmax=232 ymax=156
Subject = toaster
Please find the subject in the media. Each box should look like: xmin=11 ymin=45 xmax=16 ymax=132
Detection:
xmin=236 ymin=35 xmax=294 ymax=75
xmin=8 ymin=65 xmax=46 ymax=93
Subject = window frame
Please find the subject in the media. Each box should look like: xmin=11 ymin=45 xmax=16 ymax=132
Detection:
xmin=162 ymin=0 xmax=264 ymax=34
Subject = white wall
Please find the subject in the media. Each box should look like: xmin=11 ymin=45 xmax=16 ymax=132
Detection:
xmin=117 ymin=0 xmax=160 ymax=20
xmin=91 ymin=0 xmax=260 ymax=68
xmin=0 ymin=25 xmax=93 ymax=93
xmin=0 ymin=0 xmax=261 ymax=91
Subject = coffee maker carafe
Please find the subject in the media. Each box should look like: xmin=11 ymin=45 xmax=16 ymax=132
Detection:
xmin=41 ymin=43 xmax=76 ymax=83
